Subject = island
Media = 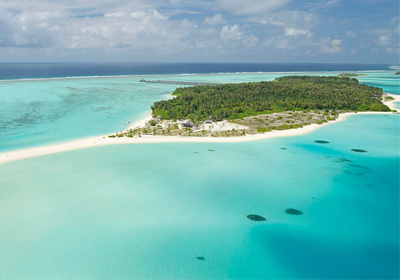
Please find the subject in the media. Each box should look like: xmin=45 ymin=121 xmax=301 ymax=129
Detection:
xmin=109 ymin=76 xmax=394 ymax=138
xmin=337 ymin=73 xmax=367 ymax=78
xmin=395 ymin=71 xmax=400 ymax=75
xmin=1 ymin=76 xmax=399 ymax=165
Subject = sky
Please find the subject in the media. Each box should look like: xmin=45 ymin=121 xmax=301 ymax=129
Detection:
xmin=0 ymin=0 xmax=399 ymax=63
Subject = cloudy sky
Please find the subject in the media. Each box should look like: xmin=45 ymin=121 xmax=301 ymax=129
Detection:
xmin=0 ymin=0 xmax=398 ymax=63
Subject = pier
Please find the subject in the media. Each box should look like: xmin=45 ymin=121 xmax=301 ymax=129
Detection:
xmin=140 ymin=79 xmax=219 ymax=86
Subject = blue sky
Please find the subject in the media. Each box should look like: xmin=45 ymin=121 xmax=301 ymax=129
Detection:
xmin=0 ymin=0 xmax=398 ymax=63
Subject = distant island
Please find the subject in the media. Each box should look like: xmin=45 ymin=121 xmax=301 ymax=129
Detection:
xmin=110 ymin=76 xmax=394 ymax=138
xmin=338 ymin=73 xmax=367 ymax=78
xmin=395 ymin=71 xmax=400 ymax=75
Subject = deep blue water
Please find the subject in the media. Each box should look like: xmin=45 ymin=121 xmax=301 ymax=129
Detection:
xmin=0 ymin=63 xmax=394 ymax=80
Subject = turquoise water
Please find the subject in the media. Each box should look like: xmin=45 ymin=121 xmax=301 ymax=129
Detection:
xmin=0 ymin=70 xmax=399 ymax=279
xmin=0 ymin=77 xmax=177 ymax=152
xmin=0 ymin=114 xmax=398 ymax=279
xmin=357 ymin=71 xmax=400 ymax=94
xmin=2 ymin=71 xmax=398 ymax=152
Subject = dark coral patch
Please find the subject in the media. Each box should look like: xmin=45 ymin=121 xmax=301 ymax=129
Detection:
xmin=196 ymin=257 xmax=205 ymax=260
xmin=351 ymin=149 xmax=367 ymax=153
xmin=208 ymin=149 xmax=215 ymax=152
xmin=280 ymin=148 xmax=287 ymax=150
xmin=285 ymin=208 xmax=303 ymax=215
xmin=314 ymin=140 xmax=330 ymax=144
xmin=336 ymin=157 xmax=351 ymax=163
xmin=247 ymin=214 xmax=267 ymax=221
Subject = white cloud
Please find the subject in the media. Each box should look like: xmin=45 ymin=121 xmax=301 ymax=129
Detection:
xmin=307 ymin=0 xmax=340 ymax=10
xmin=378 ymin=34 xmax=391 ymax=46
xmin=243 ymin=35 xmax=259 ymax=47
xmin=285 ymin=27 xmax=309 ymax=36
xmin=0 ymin=0 xmax=397 ymax=62
xmin=0 ymin=2 xmax=200 ymax=51
xmin=319 ymin=39 xmax=343 ymax=53
xmin=386 ymin=47 xmax=399 ymax=54
xmin=271 ymin=11 xmax=319 ymax=30
xmin=346 ymin=31 xmax=357 ymax=39
xmin=215 ymin=0 xmax=289 ymax=15
xmin=351 ymin=48 xmax=357 ymax=55
xmin=261 ymin=11 xmax=325 ymax=50
xmin=220 ymin=25 xmax=242 ymax=40
xmin=204 ymin=14 xmax=226 ymax=25
xmin=201 ymin=27 xmax=219 ymax=37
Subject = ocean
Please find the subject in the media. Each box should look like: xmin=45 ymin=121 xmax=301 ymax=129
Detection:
xmin=0 ymin=62 xmax=394 ymax=80
xmin=0 ymin=63 xmax=399 ymax=279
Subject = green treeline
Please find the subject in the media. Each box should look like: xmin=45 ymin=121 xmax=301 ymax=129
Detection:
xmin=338 ymin=73 xmax=366 ymax=77
xmin=151 ymin=76 xmax=390 ymax=122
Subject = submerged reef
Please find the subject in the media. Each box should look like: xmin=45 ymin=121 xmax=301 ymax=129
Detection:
xmin=196 ymin=257 xmax=205 ymax=261
xmin=247 ymin=214 xmax=267 ymax=221
xmin=336 ymin=157 xmax=352 ymax=163
xmin=351 ymin=149 xmax=368 ymax=153
xmin=285 ymin=208 xmax=304 ymax=215
xmin=314 ymin=140 xmax=330 ymax=144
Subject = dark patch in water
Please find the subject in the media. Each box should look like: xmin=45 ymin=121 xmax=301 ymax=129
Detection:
xmin=196 ymin=257 xmax=205 ymax=261
xmin=314 ymin=140 xmax=330 ymax=144
xmin=336 ymin=157 xmax=351 ymax=163
xmin=285 ymin=208 xmax=303 ymax=215
xmin=349 ymin=164 xmax=369 ymax=170
xmin=247 ymin=214 xmax=266 ymax=222
xmin=193 ymin=152 xmax=199 ymax=154
xmin=207 ymin=149 xmax=215 ymax=152
xmin=280 ymin=148 xmax=287 ymax=150
xmin=351 ymin=149 xmax=367 ymax=153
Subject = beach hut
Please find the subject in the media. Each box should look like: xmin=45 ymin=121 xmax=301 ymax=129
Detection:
xmin=183 ymin=121 xmax=196 ymax=128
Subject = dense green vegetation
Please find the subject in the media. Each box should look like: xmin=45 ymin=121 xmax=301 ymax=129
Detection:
xmin=338 ymin=73 xmax=367 ymax=77
xmin=151 ymin=76 xmax=390 ymax=122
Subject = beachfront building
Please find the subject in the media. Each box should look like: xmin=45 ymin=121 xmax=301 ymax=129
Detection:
xmin=183 ymin=121 xmax=196 ymax=128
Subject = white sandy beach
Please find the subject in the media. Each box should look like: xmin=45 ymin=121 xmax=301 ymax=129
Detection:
xmin=1 ymin=93 xmax=399 ymax=165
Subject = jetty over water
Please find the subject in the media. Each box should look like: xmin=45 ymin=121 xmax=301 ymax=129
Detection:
xmin=140 ymin=79 xmax=219 ymax=86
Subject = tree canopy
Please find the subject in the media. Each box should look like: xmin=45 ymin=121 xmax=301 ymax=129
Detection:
xmin=151 ymin=76 xmax=390 ymax=122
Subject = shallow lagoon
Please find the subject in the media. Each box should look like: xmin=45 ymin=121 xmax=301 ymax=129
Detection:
xmin=0 ymin=114 xmax=398 ymax=279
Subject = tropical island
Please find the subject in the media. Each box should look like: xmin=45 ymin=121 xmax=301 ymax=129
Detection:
xmin=337 ymin=73 xmax=367 ymax=78
xmin=395 ymin=71 xmax=400 ymax=75
xmin=1 ymin=75 xmax=399 ymax=165
xmin=109 ymin=76 xmax=395 ymax=138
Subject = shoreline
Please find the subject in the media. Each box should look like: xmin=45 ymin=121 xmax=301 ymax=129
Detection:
xmin=1 ymin=69 xmax=395 ymax=83
xmin=1 ymin=93 xmax=399 ymax=165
